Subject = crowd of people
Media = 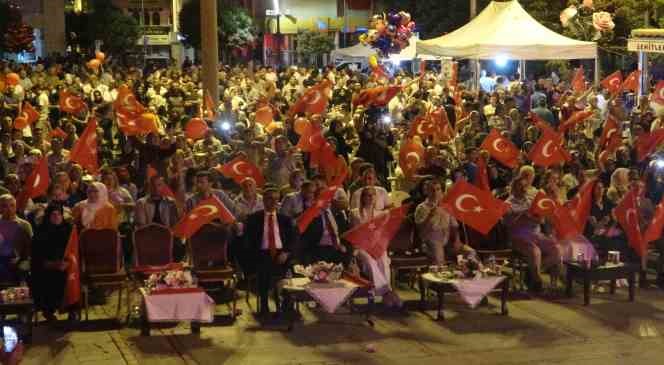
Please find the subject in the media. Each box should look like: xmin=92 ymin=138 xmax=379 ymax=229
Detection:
xmin=0 ymin=53 xmax=663 ymax=323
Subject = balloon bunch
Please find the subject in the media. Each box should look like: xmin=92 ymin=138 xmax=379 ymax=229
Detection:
xmin=87 ymin=51 xmax=106 ymax=71
xmin=359 ymin=11 xmax=415 ymax=58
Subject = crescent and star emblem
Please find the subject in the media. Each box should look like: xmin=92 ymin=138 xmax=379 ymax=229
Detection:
xmin=405 ymin=152 xmax=420 ymax=166
xmin=306 ymin=90 xmax=322 ymax=106
xmin=542 ymin=140 xmax=554 ymax=158
xmin=606 ymin=128 xmax=617 ymax=140
xmin=232 ymin=161 xmax=250 ymax=176
xmin=32 ymin=174 xmax=41 ymax=189
xmin=492 ymin=139 xmax=505 ymax=153
xmin=537 ymin=198 xmax=555 ymax=211
xmin=189 ymin=204 xmax=219 ymax=220
xmin=455 ymin=194 xmax=483 ymax=213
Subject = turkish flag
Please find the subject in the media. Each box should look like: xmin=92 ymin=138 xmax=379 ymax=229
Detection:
xmin=613 ymin=187 xmax=646 ymax=257
xmin=654 ymin=81 xmax=664 ymax=106
xmin=528 ymin=129 xmax=570 ymax=167
xmin=172 ymin=196 xmax=235 ymax=239
xmin=565 ymin=179 xmax=597 ymax=235
xmin=635 ymin=128 xmax=664 ymax=161
xmin=69 ymin=117 xmax=98 ymax=173
xmin=441 ymin=180 xmax=509 ymax=235
xmin=310 ymin=141 xmax=338 ymax=169
xmin=14 ymin=102 xmax=40 ymax=130
xmin=289 ymin=80 xmax=332 ymax=116
xmin=429 ymin=107 xmax=453 ymax=141
xmin=296 ymin=125 xmax=326 ymax=152
xmin=216 ymin=156 xmax=265 ymax=187
xmin=146 ymin=165 xmax=176 ymax=198
xmin=324 ymin=155 xmax=349 ymax=187
xmin=528 ymin=112 xmax=556 ymax=135
xmin=558 ymin=110 xmax=593 ymax=133
xmin=550 ymin=204 xmax=581 ymax=240
xmin=529 ymin=190 xmax=558 ymax=217
xmin=644 ymin=197 xmax=664 ymax=244
xmin=296 ymin=185 xmax=338 ymax=233
xmin=480 ymin=129 xmax=520 ymax=169
xmin=571 ymin=66 xmax=586 ymax=93
xmin=16 ymin=156 xmax=49 ymax=211
xmin=184 ymin=117 xmax=208 ymax=140
xmin=475 ymin=158 xmax=491 ymax=191
xmin=352 ymin=85 xmax=402 ymax=108
xmin=622 ymin=70 xmax=641 ymax=92
xmin=409 ymin=115 xmax=438 ymax=138
xmin=599 ymin=114 xmax=622 ymax=153
xmin=58 ymin=90 xmax=86 ymax=114
xmin=49 ymin=127 xmax=68 ymax=139
xmin=203 ymin=90 xmax=217 ymax=119
xmin=600 ymin=71 xmax=623 ymax=96
xmin=343 ymin=204 xmax=410 ymax=259
xmin=113 ymin=84 xmax=145 ymax=114
xmin=255 ymin=103 xmax=274 ymax=126
xmin=399 ymin=137 xmax=425 ymax=179
xmin=63 ymin=226 xmax=81 ymax=307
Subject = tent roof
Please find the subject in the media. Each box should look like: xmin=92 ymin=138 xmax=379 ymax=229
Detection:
xmin=416 ymin=0 xmax=597 ymax=60
xmin=332 ymin=36 xmax=434 ymax=61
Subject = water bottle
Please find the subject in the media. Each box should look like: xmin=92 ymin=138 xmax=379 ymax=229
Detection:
xmin=285 ymin=268 xmax=293 ymax=286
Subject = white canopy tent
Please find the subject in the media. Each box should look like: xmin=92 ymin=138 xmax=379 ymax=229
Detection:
xmin=416 ymin=0 xmax=599 ymax=83
xmin=332 ymin=36 xmax=436 ymax=63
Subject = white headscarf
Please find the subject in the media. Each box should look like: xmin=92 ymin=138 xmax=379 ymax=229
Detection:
xmin=81 ymin=182 xmax=109 ymax=228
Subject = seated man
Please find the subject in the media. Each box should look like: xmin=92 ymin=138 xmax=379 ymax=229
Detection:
xmin=0 ymin=194 xmax=33 ymax=284
xmin=244 ymin=187 xmax=298 ymax=315
xmin=300 ymin=187 xmax=352 ymax=266
xmin=415 ymin=179 xmax=475 ymax=265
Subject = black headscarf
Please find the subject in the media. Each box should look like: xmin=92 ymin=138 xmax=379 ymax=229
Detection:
xmin=33 ymin=203 xmax=72 ymax=264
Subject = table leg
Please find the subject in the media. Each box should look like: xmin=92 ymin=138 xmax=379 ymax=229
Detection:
xmin=436 ymin=288 xmax=445 ymax=321
xmin=420 ymin=280 xmax=427 ymax=310
xmin=566 ymin=273 xmax=573 ymax=298
xmin=610 ymin=279 xmax=616 ymax=295
xmin=191 ymin=321 xmax=201 ymax=334
xmin=366 ymin=293 xmax=375 ymax=327
xmin=140 ymin=300 xmax=150 ymax=336
xmin=628 ymin=272 xmax=636 ymax=302
xmin=583 ymin=275 xmax=591 ymax=306
xmin=501 ymin=280 xmax=508 ymax=316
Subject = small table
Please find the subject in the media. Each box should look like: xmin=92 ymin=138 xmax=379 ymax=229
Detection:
xmin=139 ymin=288 xmax=215 ymax=336
xmin=565 ymin=261 xmax=639 ymax=306
xmin=0 ymin=298 xmax=33 ymax=344
xmin=421 ymin=273 xmax=509 ymax=321
xmin=279 ymin=277 xmax=374 ymax=331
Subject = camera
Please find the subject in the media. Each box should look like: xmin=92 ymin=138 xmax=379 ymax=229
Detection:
xmin=2 ymin=326 xmax=18 ymax=353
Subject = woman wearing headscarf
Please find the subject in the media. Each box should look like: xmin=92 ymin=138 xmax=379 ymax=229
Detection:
xmin=606 ymin=168 xmax=630 ymax=205
xmin=72 ymin=182 xmax=119 ymax=230
xmin=30 ymin=203 xmax=73 ymax=321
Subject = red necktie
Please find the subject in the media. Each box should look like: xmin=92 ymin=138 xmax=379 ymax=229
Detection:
xmin=267 ymin=213 xmax=277 ymax=259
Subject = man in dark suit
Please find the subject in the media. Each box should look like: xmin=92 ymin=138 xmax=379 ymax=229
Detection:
xmin=300 ymin=204 xmax=352 ymax=266
xmin=243 ymin=187 xmax=298 ymax=316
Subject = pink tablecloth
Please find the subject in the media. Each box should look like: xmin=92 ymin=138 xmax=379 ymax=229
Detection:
xmin=142 ymin=289 xmax=215 ymax=323
xmin=281 ymin=278 xmax=358 ymax=314
xmin=452 ymin=277 xmax=506 ymax=308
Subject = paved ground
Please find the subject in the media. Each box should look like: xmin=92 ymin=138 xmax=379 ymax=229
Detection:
xmin=14 ymin=279 xmax=664 ymax=365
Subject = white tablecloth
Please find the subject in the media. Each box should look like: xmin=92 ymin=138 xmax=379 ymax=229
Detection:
xmin=142 ymin=288 xmax=215 ymax=323
xmin=280 ymin=277 xmax=359 ymax=314
xmin=422 ymin=273 xmax=506 ymax=308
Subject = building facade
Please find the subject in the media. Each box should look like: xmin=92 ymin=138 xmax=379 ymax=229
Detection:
xmin=17 ymin=0 xmax=67 ymax=61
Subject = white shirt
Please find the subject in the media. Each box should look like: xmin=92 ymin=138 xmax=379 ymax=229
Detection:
xmin=261 ymin=212 xmax=283 ymax=250
xmin=350 ymin=186 xmax=391 ymax=211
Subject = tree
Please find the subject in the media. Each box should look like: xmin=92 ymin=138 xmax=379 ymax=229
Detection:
xmin=296 ymin=30 xmax=335 ymax=66
xmin=65 ymin=0 xmax=139 ymax=55
xmin=179 ymin=0 xmax=257 ymax=62
xmin=2 ymin=2 xmax=35 ymax=54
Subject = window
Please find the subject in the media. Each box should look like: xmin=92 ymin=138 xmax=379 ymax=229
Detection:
xmin=152 ymin=11 xmax=161 ymax=26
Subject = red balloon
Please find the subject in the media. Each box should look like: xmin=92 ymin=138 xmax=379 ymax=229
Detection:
xmin=5 ymin=73 xmax=20 ymax=86
xmin=95 ymin=51 xmax=106 ymax=62
xmin=185 ymin=118 xmax=208 ymax=140
xmin=294 ymin=117 xmax=310 ymax=135
xmin=87 ymin=59 xmax=101 ymax=70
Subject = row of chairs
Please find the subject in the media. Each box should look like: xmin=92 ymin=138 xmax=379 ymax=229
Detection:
xmin=79 ymin=223 xmax=237 ymax=321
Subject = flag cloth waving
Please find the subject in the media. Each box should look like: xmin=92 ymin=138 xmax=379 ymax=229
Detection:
xmin=480 ymin=129 xmax=520 ymax=169
xmin=63 ymin=226 xmax=81 ymax=307
xmin=289 ymin=80 xmax=332 ymax=116
xmin=441 ymin=180 xmax=509 ymax=235
xmin=16 ymin=156 xmax=49 ymax=211
xmin=172 ymin=196 xmax=235 ymax=239
xmin=343 ymin=204 xmax=410 ymax=259
xmin=69 ymin=118 xmax=98 ymax=173
xmin=613 ymin=187 xmax=645 ymax=257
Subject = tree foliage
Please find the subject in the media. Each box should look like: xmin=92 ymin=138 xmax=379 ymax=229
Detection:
xmin=296 ymin=30 xmax=335 ymax=65
xmin=179 ymin=0 xmax=256 ymax=56
xmin=2 ymin=3 xmax=35 ymax=54
xmin=65 ymin=0 xmax=139 ymax=54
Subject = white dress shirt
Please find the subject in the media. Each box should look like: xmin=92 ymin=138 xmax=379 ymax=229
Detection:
xmin=261 ymin=212 xmax=283 ymax=250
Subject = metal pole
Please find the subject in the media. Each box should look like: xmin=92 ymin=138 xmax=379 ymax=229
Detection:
xmin=200 ymin=0 xmax=219 ymax=111
xmin=141 ymin=0 xmax=146 ymax=69
xmin=594 ymin=56 xmax=600 ymax=86
xmin=470 ymin=0 xmax=477 ymax=19
xmin=638 ymin=51 xmax=648 ymax=106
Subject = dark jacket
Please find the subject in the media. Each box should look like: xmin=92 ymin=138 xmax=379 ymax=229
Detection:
xmin=244 ymin=210 xmax=299 ymax=259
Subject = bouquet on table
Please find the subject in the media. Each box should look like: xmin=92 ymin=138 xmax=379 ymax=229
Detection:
xmin=293 ymin=261 xmax=343 ymax=283
xmin=432 ymin=255 xmax=505 ymax=280
xmin=145 ymin=268 xmax=196 ymax=292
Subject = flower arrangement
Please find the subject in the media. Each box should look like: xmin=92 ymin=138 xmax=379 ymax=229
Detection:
xmin=560 ymin=0 xmax=614 ymax=42
xmin=293 ymin=262 xmax=344 ymax=283
xmin=145 ymin=269 xmax=195 ymax=291
xmin=432 ymin=255 xmax=505 ymax=280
